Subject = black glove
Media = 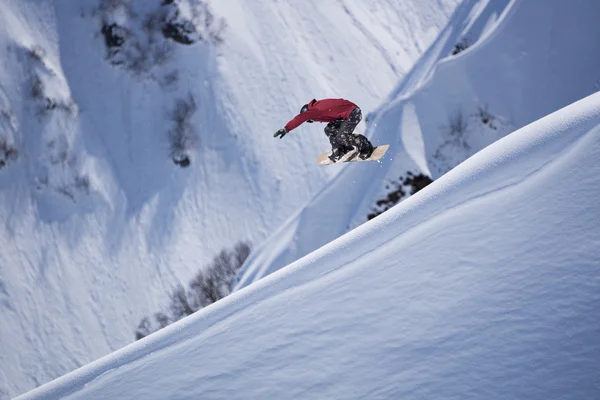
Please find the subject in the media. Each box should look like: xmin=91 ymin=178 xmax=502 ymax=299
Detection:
xmin=273 ymin=128 xmax=287 ymax=139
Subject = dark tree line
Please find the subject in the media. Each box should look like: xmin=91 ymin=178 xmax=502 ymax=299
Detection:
xmin=135 ymin=241 xmax=251 ymax=340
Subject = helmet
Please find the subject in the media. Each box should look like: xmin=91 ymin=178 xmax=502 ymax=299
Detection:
xmin=300 ymin=104 xmax=314 ymax=123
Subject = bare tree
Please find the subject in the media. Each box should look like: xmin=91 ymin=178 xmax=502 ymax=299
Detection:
xmin=169 ymin=284 xmax=196 ymax=320
xmin=448 ymin=111 xmax=468 ymax=137
xmin=135 ymin=241 xmax=252 ymax=339
xmin=233 ymin=242 xmax=252 ymax=268
xmin=169 ymin=94 xmax=197 ymax=167
xmin=475 ymin=105 xmax=498 ymax=130
xmin=0 ymin=137 xmax=18 ymax=169
xmin=155 ymin=312 xmax=170 ymax=329
xmin=189 ymin=267 xmax=227 ymax=307
xmin=188 ymin=242 xmax=251 ymax=307
xmin=452 ymin=37 xmax=471 ymax=55
xmin=135 ymin=317 xmax=153 ymax=340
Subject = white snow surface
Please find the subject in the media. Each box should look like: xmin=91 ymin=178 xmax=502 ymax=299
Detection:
xmin=235 ymin=0 xmax=600 ymax=290
xmin=19 ymin=90 xmax=600 ymax=400
xmin=0 ymin=0 xmax=459 ymax=397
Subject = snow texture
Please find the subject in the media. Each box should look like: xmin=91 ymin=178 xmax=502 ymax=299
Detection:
xmin=235 ymin=0 xmax=600 ymax=291
xmin=19 ymin=89 xmax=600 ymax=400
xmin=0 ymin=0 xmax=457 ymax=397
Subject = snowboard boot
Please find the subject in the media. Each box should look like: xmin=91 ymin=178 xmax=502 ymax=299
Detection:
xmin=329 ymin=146 xmax=353 ymax=163
xmin=358 ymin=143 xmax=374 ymax=160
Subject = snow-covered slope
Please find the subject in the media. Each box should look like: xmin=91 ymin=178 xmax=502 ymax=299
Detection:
xmin=20 ymin=90 xmax=600 ymax=400
xmin=236 ymin=0 xmax=600 ymax=290
xmin=0 ymin=0 xmax=459 ymax=397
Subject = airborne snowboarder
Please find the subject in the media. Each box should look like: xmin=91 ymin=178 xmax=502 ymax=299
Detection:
xmin=274 ymin=98 xmax=374 ymax=163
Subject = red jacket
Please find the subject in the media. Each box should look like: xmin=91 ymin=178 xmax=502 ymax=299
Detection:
xmin=284 ymin=98 xmax=358 ymax=132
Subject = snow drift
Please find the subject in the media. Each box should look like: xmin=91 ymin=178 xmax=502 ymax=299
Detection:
xmin=235 ymin=0 xmax=600 ymax=291
xmin=19 ymin=89 xmax=600 ymax=400
xmin=0 ymin=0 xmax=458 ymax=397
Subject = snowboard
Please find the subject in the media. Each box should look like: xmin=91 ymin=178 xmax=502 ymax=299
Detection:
xmin=317 ymin=144 xmax=389 ymax=166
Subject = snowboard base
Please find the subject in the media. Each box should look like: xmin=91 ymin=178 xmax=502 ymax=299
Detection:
xmin=317 ymin=144 xmax=389 ymax=166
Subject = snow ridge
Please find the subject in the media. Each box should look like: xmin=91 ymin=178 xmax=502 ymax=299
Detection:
xmin=0 ymin=0 xmax=458 ymax=397
xmin=19 ymin=90 xmax=600 ymax=400
xmin=236 ymin=0 xmax=600 ymax=291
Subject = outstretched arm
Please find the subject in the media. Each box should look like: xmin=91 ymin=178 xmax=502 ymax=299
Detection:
xmin=274 ymin=109 xmax=318 ymax=139
xmin=284 ymin=110 xmax=318 ymax=132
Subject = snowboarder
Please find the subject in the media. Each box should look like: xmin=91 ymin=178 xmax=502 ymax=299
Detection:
xmin=274 ymin=98 xmax=374 ymax=162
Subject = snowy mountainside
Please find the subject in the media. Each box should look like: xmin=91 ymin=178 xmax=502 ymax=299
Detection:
xmin=0 ymin=0 xmax=458 ymax=397
xmin=208 ymin=0 xmax=460 ymax=185
xmin=19 ymin=91 xmax=600 ymax=400
xmin=235 ymin=0 xmax=600 ymax=290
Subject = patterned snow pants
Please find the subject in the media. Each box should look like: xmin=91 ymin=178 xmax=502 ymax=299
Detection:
xmin=324 ymin=107 xmax=373 ymax=159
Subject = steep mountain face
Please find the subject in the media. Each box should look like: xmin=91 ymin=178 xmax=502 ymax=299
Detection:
xmin=235 ymin=0 xmax=600 ymax=290
xmin=0 ymin=0 xmax=458 ymax=397
xmin=20 ymin=90 xmax=600 ymax=400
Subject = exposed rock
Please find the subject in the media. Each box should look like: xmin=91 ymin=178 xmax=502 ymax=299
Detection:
xmin=161 ymin=4 xmax=201 ymax=45
xmin=101 ymin=23 xmax=127 ymax=48
xmin=368 ymin=172 xmax=433 ymax=220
